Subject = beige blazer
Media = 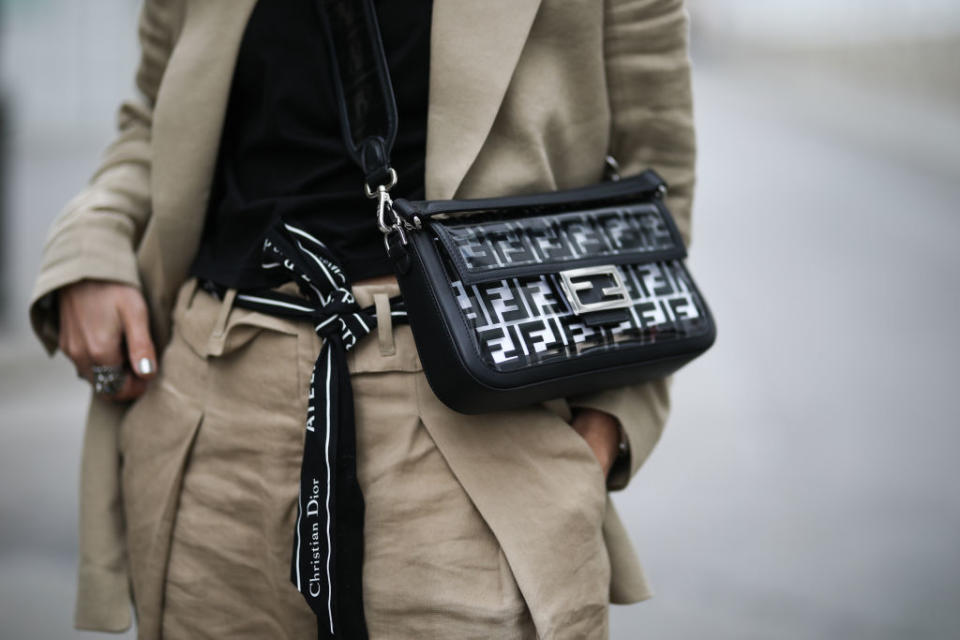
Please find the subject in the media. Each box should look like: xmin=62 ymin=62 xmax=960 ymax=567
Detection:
xmin=29 ymin=0 xmax=696 ymax=633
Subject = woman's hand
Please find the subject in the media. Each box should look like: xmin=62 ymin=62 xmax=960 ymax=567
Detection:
xmin=57 ymin=280 xmax=158 ymax=402
xmin=570 ymin=407 xmax=622 ymax=478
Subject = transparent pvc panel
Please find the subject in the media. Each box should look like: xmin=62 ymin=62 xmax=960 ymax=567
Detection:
xmin=441 ymin=203 xmax=677 ymax=274
xmin=448 ymin=260 xmax=710 ymax=372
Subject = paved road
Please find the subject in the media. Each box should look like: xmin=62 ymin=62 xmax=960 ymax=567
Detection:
xmin=2 ymin=53 xmax=959 ymax=639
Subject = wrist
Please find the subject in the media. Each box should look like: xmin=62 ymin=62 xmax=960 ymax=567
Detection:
xmin=571 ymin=407 xmax=621 ymax=475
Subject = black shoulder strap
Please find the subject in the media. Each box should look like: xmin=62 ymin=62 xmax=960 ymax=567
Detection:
xmin=316 ymin=0 xmax=399 ymax=191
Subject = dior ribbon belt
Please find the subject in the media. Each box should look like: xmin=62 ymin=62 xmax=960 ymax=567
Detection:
xmin=201 ymin=220 xmax=406 ymax=640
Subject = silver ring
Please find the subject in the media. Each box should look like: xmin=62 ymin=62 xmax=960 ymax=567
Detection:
xmin=91 ymin=364 xmax=126 ymax=395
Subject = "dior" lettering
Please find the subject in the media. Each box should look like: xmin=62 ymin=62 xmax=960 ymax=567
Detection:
xmin=305 ymin=478 xmax=324 ymax=598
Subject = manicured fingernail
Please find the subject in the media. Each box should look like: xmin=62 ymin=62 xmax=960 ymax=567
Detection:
xmin=137 ymin=358 xmax=155 ymax=375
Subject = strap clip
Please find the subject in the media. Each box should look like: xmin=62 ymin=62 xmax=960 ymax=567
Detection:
xmin=364 ymin=167 xmax=398 ymax=199
xmin=367 ymin=169 xmax=412 ymax=251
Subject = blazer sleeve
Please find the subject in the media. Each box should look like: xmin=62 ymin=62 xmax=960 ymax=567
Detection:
xmin=28 ymin=0 xmax=184 ymax=356
xmin=566 ymin=0 xmax=696 ymax=490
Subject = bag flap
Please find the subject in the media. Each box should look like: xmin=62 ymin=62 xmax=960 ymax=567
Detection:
xmin=393 ymin=172 xmax=685 ymax=285
xmin=430 ymin=198 xmax=686 ymax=286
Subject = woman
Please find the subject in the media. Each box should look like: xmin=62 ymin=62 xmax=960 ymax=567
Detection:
xmin=29 ymin=0 xmax=697 ymax=638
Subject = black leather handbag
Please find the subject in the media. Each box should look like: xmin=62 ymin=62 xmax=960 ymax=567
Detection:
xmin=319 ymin=0 xmax=716 ymax=414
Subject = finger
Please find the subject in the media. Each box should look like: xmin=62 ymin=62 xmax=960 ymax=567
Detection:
xmin=75 ymin=358 xmax=93 ymax=383
xmin=117 ymin=293 xmax=158 ymax=379
xmin=81 ymin=324 xmax=128 ymax=402
xmin=85 ymin=330 xmax=126 ymax=374
xmin=110 ymin=370 xmax=148 ymax=403
xmin=59 ymin=305 xmax=92 ymax=380
xmin=64 ymin=334 xmax=93 ymax=382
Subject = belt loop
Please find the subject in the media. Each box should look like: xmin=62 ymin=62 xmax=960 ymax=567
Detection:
xmin=373 ymin=293 xmax=395 ymax=356
xmin=180 ymin=277 xmax=200 ymax=311
xmin=206 ymin=287 xmax=237 ymax=356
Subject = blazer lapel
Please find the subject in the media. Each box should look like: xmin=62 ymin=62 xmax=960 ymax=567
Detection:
xmin=145 ymin=0 xmax=258 ymax=333
xmin=424 ymin=0 xmax=543 ymax=199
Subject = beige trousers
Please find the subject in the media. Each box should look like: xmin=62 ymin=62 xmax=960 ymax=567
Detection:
xmin=118 ymin=277 xmax=610 ymax=639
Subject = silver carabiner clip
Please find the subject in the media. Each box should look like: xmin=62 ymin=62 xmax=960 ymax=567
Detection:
xmin=376 ymin=187 xmax=394 ymax=234
xmin=364 ymin=167 xmax=398 ymax=200
xmin=366 ymin=167 xmax=409 ymax=247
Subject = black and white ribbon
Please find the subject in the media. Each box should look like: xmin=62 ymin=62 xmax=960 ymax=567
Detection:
xmin=209 ymin=221 xmax=406 ymax=639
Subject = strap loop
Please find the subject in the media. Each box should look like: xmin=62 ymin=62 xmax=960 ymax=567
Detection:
xmin=360 ymin=137 xmax=393 ymax=189
xmin=364 ymin=167 xmax=398 ymax=200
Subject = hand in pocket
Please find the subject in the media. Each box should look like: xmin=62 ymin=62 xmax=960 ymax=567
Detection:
xmin=569 ymin=407 xmax=621 ymax=478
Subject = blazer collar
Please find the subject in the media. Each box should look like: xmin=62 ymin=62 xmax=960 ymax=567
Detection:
xmin=424 ymin=0 xmax=544 ymax=199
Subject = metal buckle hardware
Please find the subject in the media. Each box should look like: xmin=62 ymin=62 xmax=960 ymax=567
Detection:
xmin=364 ymin=167 xmax=398 ymax=199
xmin=558 ymin=265 xmax=632 ymax=315
xmin=365 ymin=167 xmax=412 ymax=251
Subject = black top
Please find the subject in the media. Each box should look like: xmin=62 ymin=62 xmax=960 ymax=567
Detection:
xmin=190 ymin=0 xmax=432 ymax=288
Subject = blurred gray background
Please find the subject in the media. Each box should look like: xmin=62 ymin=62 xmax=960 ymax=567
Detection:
xmin=1 ymin=1 xmax=959 ymax=638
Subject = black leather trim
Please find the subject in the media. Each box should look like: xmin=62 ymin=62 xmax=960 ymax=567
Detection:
xmin=393 ymin=171 xmax=666 ymax=220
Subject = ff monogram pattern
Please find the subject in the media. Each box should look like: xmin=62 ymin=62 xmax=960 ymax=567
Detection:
xmin=441 ymin=202 xmax=677 ymax=274
xmin=449 ymin=260 xmax=709 ymax=371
